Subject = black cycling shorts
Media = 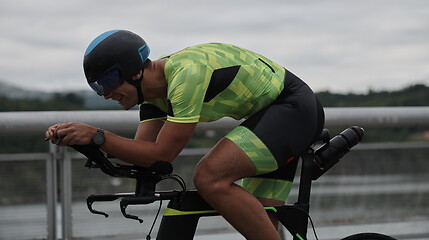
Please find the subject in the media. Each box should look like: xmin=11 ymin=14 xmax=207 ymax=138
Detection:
xmin=239 ymin=69 xmax=325 ymax=181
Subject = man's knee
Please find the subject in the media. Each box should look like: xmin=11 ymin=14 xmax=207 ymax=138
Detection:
xmin=193 ymin=166 xmax=208 ymax=190
xmin=193 ymin=164 xmax=226 ymax=196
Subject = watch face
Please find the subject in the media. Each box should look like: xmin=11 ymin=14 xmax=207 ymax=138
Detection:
xmin=93 ymin=132 xmax=105 ymax=146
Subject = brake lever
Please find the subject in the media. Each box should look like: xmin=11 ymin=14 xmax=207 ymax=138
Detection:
xmin=87 ymin=195 xmax=111 ymax=218
xmin=87 ymin=193 xmax=133 ymax=218
xmin=120 ymin=198 xmax=144 ymax=223
xmin=87 ymin=202 xmax=109 ymax=218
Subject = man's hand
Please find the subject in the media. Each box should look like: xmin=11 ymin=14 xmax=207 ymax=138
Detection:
xmin=45 ymin=122 xmax=97 ymax=146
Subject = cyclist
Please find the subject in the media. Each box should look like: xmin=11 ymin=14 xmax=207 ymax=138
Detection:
xmin=45 ymin=29 xmax=324 ymax=240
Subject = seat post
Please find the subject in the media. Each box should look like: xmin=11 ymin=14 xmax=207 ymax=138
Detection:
xmin=284 ymin=148 xmax=316 ymax=240
xmin=296 ymin=148 xmax=315 ymax=212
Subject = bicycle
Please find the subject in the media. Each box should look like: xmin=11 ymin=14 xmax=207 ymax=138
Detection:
xmin=70 ymin=126 xmax=397 ymax=240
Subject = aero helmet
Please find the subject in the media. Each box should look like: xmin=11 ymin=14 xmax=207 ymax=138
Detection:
xmin=83 ymin=30 xmax=150 ymax=102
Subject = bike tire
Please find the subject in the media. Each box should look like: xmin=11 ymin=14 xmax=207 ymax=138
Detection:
xmin=341 ymin=233 xmax=397 ymax=240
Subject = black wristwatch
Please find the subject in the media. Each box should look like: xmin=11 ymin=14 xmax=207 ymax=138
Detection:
xmin=91 ymin=128 xmax=105 ymax=147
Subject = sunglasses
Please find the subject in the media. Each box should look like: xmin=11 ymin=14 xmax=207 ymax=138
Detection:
xmin=89 ymin=70 xmax=124 ymax=96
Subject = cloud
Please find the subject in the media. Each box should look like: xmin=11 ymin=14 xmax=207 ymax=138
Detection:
xmin=0 ymin=0 xmax=428 ymax=93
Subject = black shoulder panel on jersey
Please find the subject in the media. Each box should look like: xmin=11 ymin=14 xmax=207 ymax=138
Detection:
xmin=167 ymin=100 xmax=174 ymax=117
xmin=204 ymin=65 xmax=240 ymax=102
xmin=139 ymin=104 xmax=167 ymax=121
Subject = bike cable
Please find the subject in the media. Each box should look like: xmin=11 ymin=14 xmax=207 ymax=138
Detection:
xmin=291 ymin=206 xmax=320 ymax=240
xmin=170 ymin=173 xmax=187 ymax=190
xmin=302 ymin=208 xmax=319 ymax=240
xmin=146 ymin=200 xmax=163 ymax=240
xmin=146 ymin=174 xmax=186 ymax=239
xmin=160 ymin=173 xmax=187 ymax=191
xmin=307 ymin=212 xmax=319 ymax=240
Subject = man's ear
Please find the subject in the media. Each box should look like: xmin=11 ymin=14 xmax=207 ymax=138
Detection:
xmin=132 ymin=70 xmax=143 ymax=80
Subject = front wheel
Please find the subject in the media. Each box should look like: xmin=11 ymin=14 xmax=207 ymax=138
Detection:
xmin=341 ymin=233 xmax=397 ymax=240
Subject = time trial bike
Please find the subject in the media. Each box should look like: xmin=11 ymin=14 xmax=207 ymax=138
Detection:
xmin=70 ymin=126 xmax=397 ymax=240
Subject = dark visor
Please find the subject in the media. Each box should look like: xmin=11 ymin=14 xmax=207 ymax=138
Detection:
xmin=89 ymin=70 xmax=123 ymax=96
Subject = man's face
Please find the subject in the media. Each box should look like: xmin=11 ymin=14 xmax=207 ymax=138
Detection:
xmin=103 ymin=81 xmax=138 ymax=110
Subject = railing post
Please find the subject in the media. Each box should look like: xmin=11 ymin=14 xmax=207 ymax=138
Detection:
xmin=60 ymin=147 xmax=73 ymax=240
xmin=46 ymin=144 xmax=58 ymax=240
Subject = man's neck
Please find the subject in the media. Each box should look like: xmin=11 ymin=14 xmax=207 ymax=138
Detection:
xmin=141 ymin=59 xmax=167 ymax=101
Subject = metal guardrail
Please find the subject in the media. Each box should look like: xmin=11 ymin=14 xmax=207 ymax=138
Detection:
xmin=1 ymin=107 xmax=429 ymax=240
xmin=1 ymin=107 xmax=429 ymax=136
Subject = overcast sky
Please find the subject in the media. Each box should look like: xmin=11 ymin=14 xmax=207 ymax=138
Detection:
xmin=1 ymin=0 xmax=428 ymax=93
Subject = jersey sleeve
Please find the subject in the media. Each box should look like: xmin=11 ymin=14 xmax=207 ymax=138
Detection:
xmin=139 ymin=103 xmax=167 ymax=123
xmin=167 ymin=64 xmax=213 ymax=123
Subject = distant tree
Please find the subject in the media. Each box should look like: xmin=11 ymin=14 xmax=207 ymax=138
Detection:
xmin=317 ymin=84 xmax=429 ymax=107
xmin=53 ymin=93 xmax=85 ymax=106
xmin=0 ymin=93 xmax=86 ymax=111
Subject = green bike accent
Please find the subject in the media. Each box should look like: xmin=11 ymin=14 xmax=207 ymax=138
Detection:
xmin=295 ymin=233 xmax=305 ymax=240
xmin=164 ymin=208 xmax=218 ymax=216
xmin=163 ymin=206 xmax=278 ymax=216
xmin=264 ymin=206 xmax=278 ymax=213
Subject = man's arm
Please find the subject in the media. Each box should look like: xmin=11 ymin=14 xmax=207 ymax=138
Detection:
xmin=47 ymin=120 xmax=195 ymax=167
xmin=100 ymin=121 xmax=196 ymax=167
xmin=134 ymin=120 xmax=165 ymax=142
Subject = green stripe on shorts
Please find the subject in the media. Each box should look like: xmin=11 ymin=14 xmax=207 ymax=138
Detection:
xmin=225 ymin=126 xmax=293 ymax=201
xmin=225 ymin=126 xmax=278 ymax=175
xmin=241 ymin=178 xmax=293 ymax=201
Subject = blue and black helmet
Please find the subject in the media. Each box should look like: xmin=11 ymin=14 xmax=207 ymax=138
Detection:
xmin=83 ymin=30 xmax=150 ymax=88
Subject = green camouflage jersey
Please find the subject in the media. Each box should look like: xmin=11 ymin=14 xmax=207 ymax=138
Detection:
xmin=139 ymin=43 xmax=286 ymax=123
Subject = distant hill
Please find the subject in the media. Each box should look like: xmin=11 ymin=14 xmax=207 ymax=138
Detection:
xmin=0 ymin=80 xmax=51 ymax=100
xmin=0 ymin=80 xmax=120 ymax=109
xmin=77 ymin=91 xmax=123 ymax=109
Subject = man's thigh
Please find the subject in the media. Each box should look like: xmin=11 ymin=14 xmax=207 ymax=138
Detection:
xmin=194 ymin=138 xmax=258 ymax=183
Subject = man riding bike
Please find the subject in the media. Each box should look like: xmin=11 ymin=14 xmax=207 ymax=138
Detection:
xmin=45 ymin=29 xmax=324 ymax=240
